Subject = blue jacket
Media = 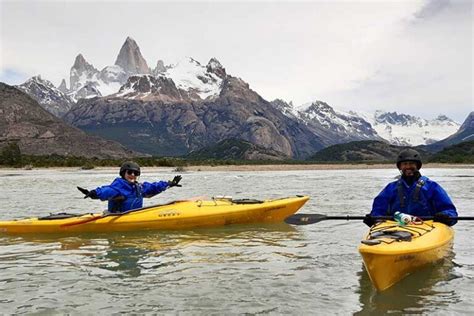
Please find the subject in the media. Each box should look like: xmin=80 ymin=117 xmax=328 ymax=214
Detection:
xmin=371 ymin=175 xmax=458 ymax=225
xmin=94 ymin=177 xmax=169 ymax=213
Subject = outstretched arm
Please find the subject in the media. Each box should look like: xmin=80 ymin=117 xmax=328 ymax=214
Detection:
xmin=78 ymin=185 xmax=122 ymax=201
xmin=142 ymin=175 xmax=182 ymax=198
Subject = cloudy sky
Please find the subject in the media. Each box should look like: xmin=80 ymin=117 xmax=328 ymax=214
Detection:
xmin=1 ymin=0 xmax=472 ymax=121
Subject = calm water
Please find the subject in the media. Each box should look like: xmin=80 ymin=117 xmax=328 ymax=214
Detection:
xmin=0 ymin=167 xmax=473 ymax=314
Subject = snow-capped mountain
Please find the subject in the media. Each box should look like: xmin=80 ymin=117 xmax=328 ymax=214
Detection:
xmin=67 ymin=53 xmax=125 ymax=101
xmin=273 ymin=99 xmax=461 ymax=147
xmin=24 ymin=37 xmax=226 ymax=104
xmin=355 ymin=111 xmax=460 ymax=146
xmin=271 ymin=99 xmax=381 ymax=146
xmin=70 ymin=37 xmax=226 ymax=101
xmin=425 ymin=111 xmax=474 ymax=151
xmin=298 ymin=101 xmax=381 ymax=142
xmin=163 ymin=57 xmax=224 ymax=100
xmin=114 ymin=57 xmax=225 ymax=102
xmin=16 ymin=76 xmax=74 ymax=117
xmin=16 ymin=36 xmax=462 ymax=155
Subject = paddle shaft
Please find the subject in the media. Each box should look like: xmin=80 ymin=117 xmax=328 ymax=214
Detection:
xmin=284 ymin=213 xmax=474 ymax=225
xmin=299 ymin=215 xmax=474 ymax=220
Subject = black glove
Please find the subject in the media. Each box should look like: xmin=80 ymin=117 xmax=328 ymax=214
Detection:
xmin=363 ymin=214 xmax=376 ymax=227
xmin=77 ymin=186 xmax=99 ymax=199
xmin=433 ymin=212 xmax=452 ymax=225
xmin=167 ymin=175 xmax=182 ymax=187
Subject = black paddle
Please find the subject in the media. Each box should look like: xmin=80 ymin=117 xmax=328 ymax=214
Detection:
xmin=284 ymin=213 xmax=474 ymax=225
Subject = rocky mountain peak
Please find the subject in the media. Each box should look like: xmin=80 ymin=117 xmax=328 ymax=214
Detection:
xmin=374 ymin=111 xmax=418 ymax=125
xmin=206 ymin=58 xmax=226 ymax=79
xmin=114 ymin=36 xmax=150 ymax=75
xmin=271 ymin=99 xmax=293 ymax=110
xmin=72 ymin=54 xmax=96 ymax=72
xmin=0 ymin=83 xmax=139 ymax=158
xmin=70 ymin=54 xmax=99 ymax=92
xmin=304 ymin=101 xmax=335 ymax=115
xmin=16 ymin=76 xmax=74 ymax=118
xmin=435 ymin=114 xmax=450 ymax=121
xmin=116 ymin=74 xmax=186 ymax=102
xmin=153 ymin=60 xmax=166 ymax=75
xmin=270 ymin=99 xmax=298 ymax=118
xmin=425 ymin=111 xmax=474 ymax=151
xmin=58 ymin=79 xmax=68 ymax=93
xmin=459 ymin=111 xmax=474 ymax=131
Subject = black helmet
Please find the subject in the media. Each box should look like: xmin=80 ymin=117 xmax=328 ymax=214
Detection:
xmin=119 ymin=161 xmax=141 ymax=177
xmin=396 ymin=149 xmax=422 ymax=169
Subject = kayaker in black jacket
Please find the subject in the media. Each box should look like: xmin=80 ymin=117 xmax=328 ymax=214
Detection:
xmin=364 ymin=149 xmax=458 ymax=226
xmin=77 ymin=161 xmax=182 ymax=213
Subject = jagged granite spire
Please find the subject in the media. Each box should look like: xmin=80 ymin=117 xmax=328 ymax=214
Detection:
xmin=58 ymin=79 xmax=68 ymax=93
xmin=114 ymin=36 xmax=150 ymax=75
xmin=70 ymin=54 xmax=99 ymax=91
xmin=153 ymin=60 xmax=166 ymax=75
xmin=72 ymin=54 xmax=97 ymax=73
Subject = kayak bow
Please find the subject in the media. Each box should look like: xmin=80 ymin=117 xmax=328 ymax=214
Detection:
xmin=358 ymin=220 xmax=454 ymax=291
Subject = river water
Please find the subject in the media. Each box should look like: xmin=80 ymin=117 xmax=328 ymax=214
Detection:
xmin=0 ymin=167 xmax=473 ymax=314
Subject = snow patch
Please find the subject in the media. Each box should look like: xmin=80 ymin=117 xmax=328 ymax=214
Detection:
xmin=165 ymin=57 xmax=223 ymax=99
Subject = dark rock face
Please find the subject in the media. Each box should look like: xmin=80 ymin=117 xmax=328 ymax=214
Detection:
xmin=16 ymin=76 xmax=74 ymax=118
xmin=0 ymin=83 xmax=140 ymax=158
xmin=187 ymin=138 xmax=290 ymax=160
xmin=116 ymin=75 xmax=190 ymax=102
xmin=206 ymin=58 xmax=226 ymax=79
xmin=65 ymin=76 xmax=324 ymax=158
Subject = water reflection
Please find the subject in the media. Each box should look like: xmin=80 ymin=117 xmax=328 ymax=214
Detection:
xmin=0 ymin=223 xmax=298 ymax=279
xmin=355 ymin=251 xmax=460 ymax=315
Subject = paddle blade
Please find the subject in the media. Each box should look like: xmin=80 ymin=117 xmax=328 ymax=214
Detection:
xmin=284 ymin=214 xmax=327 ymax=225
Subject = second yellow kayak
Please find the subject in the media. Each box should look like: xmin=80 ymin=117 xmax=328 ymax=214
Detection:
xmin=358 ymin=220 xmax=454 ymax=291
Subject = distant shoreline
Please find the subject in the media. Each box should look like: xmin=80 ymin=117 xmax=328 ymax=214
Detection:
xmin=181 ymin=163 xmax=474 ymax=172
xmin=1 ymin=163 xmax=473 ymax=172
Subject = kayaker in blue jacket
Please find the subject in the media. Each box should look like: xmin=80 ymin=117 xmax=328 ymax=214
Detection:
xmin=77 ymin=161 xmax=182 ymax=213
xmin=364 ymin=149 xmax=458 ymax=226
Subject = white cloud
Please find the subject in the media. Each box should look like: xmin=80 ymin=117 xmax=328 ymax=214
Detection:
xmin=0 ymin=0 xmax=471 ymax=121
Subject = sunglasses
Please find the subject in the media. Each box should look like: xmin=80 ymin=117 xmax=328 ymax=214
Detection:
xmin=126 ymin=170 xmax=140 ymax=176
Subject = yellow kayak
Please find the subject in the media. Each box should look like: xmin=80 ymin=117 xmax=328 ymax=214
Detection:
xmin=0 ymin=196 xmax=309 ymax=234
xmin=358 ymin=220 xmax=454 ymax=291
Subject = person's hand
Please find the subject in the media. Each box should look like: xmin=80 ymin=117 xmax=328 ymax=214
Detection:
xmin=433 ymin=212 xmax=452 ymax=225
xmin=77 ymin=186 xmax=98 ymax=199
xmin=168 ymin=175 xmax=182 ymax=187
xmin=363 ymin=214 xmax=375 ymax=227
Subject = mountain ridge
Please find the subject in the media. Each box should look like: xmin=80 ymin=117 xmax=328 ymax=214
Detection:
xmin=13 ymin=36 xmax=466 ymax=158
xmin=0 ymin=83 xmax=141 ymax=159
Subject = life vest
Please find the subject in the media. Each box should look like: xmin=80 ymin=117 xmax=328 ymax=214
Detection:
xmin=397 ymin=177 xmax=426 ymax=209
